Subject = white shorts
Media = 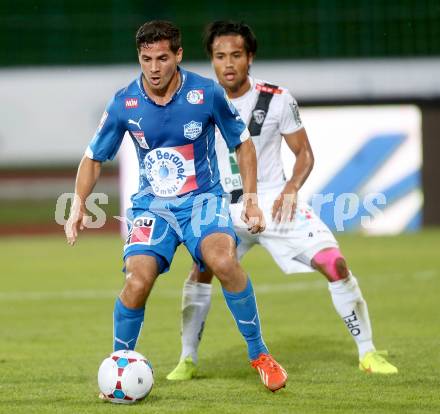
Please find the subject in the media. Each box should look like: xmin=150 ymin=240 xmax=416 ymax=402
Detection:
xmin=229 ymin=187 xmax=338 ymax=274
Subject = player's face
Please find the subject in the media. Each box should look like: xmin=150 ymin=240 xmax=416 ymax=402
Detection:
xmin=211 ymin=35 xmax=253 ymax=97
xmin=138 ymin=40 xmax=183 ymax=94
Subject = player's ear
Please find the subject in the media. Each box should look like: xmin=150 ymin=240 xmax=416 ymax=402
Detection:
xmin=248 ymin=53 xmax=254 ymax=66
xmin=176 ymin=47 xmax=183 ymax=64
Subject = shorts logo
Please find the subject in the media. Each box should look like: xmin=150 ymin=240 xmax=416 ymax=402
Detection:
xmin=144 ymin=144 xmax=198 ymax=196
xmin=132 ymin=131 xmax=149 ymax=149
xmin=125 ymin=98 xmax=139 ymax=108
xmin=129 ymin=217 xmax=155 ymax=245
xmin=96 ymin=111 xmax=108 ymax=134
xmin=183 ymin=121 xmax=203 ymax=140
xmin=252 ymin=109 xmax=266 ymax=125
xmin=186 ymin=89 xmax=204 ymax=104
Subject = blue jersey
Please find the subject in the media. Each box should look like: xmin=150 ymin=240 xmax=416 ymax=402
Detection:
xmin=86 ymin=67 xmax=249 ymax=198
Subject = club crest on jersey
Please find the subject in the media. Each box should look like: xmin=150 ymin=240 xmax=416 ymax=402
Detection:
xmin=128 ymin=217 xmax=156 ymax=245
xmin=186 ymin=89 xmax=204 ymax=104
xmin=252 ymin=109 xmax=266 ymax=125
xmin=183 ymin=121 xmax=203 ymax=140
xmin=144 ymin=143 xmax=198 ymax=197
xmin=125 ymin=98 xmax=138 ymax=109
xmin=132 ymin=131 xmax=149 ymax=149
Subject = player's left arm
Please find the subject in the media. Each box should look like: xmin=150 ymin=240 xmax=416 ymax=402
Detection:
xmin=272 ymin=127 xmax=314 ymax=223
xmin=235 ymin=139 xmax=266 ymax=234
xmin=272 ymin=92 xmax=315 ymax=224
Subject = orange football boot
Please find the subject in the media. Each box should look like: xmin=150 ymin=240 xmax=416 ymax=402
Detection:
xmin=251 ymin=353 xmax=288 ymax=392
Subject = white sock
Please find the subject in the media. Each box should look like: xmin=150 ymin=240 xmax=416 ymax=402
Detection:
xmin=180 ymin=278 xmax=212 ymax=364
xmin=328 ymin=273 xmax=375 ymax=358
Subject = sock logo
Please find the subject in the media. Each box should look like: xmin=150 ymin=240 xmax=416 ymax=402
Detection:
xmin=114 ymin=336 xmax=137 ymax=349
xmin=342 ymin=310 xmax=361 ymax=336
xmin=197 ymin=321 xmax=205 ymax=341
xmin=238 ymin=314 xmax=257 ymax=326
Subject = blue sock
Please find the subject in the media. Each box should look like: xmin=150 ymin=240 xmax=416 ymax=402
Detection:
xmin=113 ymin=297 xmax=145 ymax=351
xmin=222 ymin=277 xmax=268 ymax=360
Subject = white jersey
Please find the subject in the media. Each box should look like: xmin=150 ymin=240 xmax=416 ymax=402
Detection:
xmin=215 ymin=77 xmax=303 ymax=194
xmin=216 ymin=77 xmax=338 ymax=274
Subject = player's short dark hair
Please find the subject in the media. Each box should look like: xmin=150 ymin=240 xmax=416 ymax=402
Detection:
xmin=204 ymin=20 xmax=257 ymax=57
xmin=136 ymin=20 xmax=181 ymax=54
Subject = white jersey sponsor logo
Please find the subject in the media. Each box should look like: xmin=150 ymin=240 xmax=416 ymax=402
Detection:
xmin=289 ymin=103 xmax=302 ymax=127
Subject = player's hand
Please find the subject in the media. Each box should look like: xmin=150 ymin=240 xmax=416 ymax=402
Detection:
xmin=241 ymin=201 xmax=266 ymax=234
xmin=272 ymin=186 xmax=298 ymax=224
xmin=65 ymin=200 xmax=87 ymax=246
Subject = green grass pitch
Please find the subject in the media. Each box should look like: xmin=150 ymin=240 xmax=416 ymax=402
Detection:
xmin=0 ymin=230 xmax=439 ymax=413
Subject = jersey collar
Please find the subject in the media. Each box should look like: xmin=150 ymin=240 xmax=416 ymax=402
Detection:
xmin=136 ymin=66 xmax=187 ymax=106
xmin=230 ymin=76 xmax=255 ymax=104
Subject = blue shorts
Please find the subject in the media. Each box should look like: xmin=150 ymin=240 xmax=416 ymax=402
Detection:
xmin=123 ymin=192 xmax=238 ymax=274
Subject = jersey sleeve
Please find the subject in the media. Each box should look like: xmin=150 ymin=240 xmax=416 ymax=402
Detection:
xmin=85 ymin=96 xmax=125 ymax=162
xmin=212 ymin=82 xmax=250 ymax=149
xmin=279 ymin=91 xmax=304 ymax=135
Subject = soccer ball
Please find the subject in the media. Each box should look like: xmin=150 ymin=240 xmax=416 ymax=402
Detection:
xmin=98 ymin=350 xmax=154 ymax=404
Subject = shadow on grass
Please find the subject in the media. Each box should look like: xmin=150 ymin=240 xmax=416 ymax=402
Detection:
xmin=194 ymin=334 xmax=354 ymax=381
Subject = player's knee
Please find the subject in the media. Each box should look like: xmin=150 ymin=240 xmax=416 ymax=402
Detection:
xmin=209 ymin=254 xmax=237 ymax=280
xmin=125 ymin=259 xmax=157 ymax=295
xmin=312 ymin=248 xmax=348 ymax=282
xmin=124 ymin=274 xmax=148 ymax=297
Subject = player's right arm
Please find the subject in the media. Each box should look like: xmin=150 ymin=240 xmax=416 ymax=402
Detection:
xmin=65 ymin=156 xmax=102 ymax=245
xmin=65 ymin=94 xmax=125 ymax=245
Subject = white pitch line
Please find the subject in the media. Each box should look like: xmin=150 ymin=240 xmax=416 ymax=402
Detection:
xmin=1 ymin=270 xmax=432 ymax=302
xmin=0 ymin=280 xmax=325 ymax=302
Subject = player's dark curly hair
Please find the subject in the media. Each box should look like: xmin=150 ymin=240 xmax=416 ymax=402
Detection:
xmin=204 ymin=21 xmax=257 ymax=57
xmin=136 ymin=20 xmax=181 ymax=53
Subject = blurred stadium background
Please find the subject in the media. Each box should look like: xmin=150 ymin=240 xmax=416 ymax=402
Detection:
xmin=1 ymin=0 xmax=439 ymax=235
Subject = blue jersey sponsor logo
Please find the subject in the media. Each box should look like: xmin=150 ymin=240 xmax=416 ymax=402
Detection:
xmin=144 ymin=144 xmax=198 ymax=197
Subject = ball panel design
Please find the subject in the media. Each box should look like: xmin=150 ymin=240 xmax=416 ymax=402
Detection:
xmin=97 ymin=358 xmax=118 ymax=395
xmin=121 ymin=360 xmax=154 ymax=399
xmin=98 ymin=350 xmax=154 ymax=404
